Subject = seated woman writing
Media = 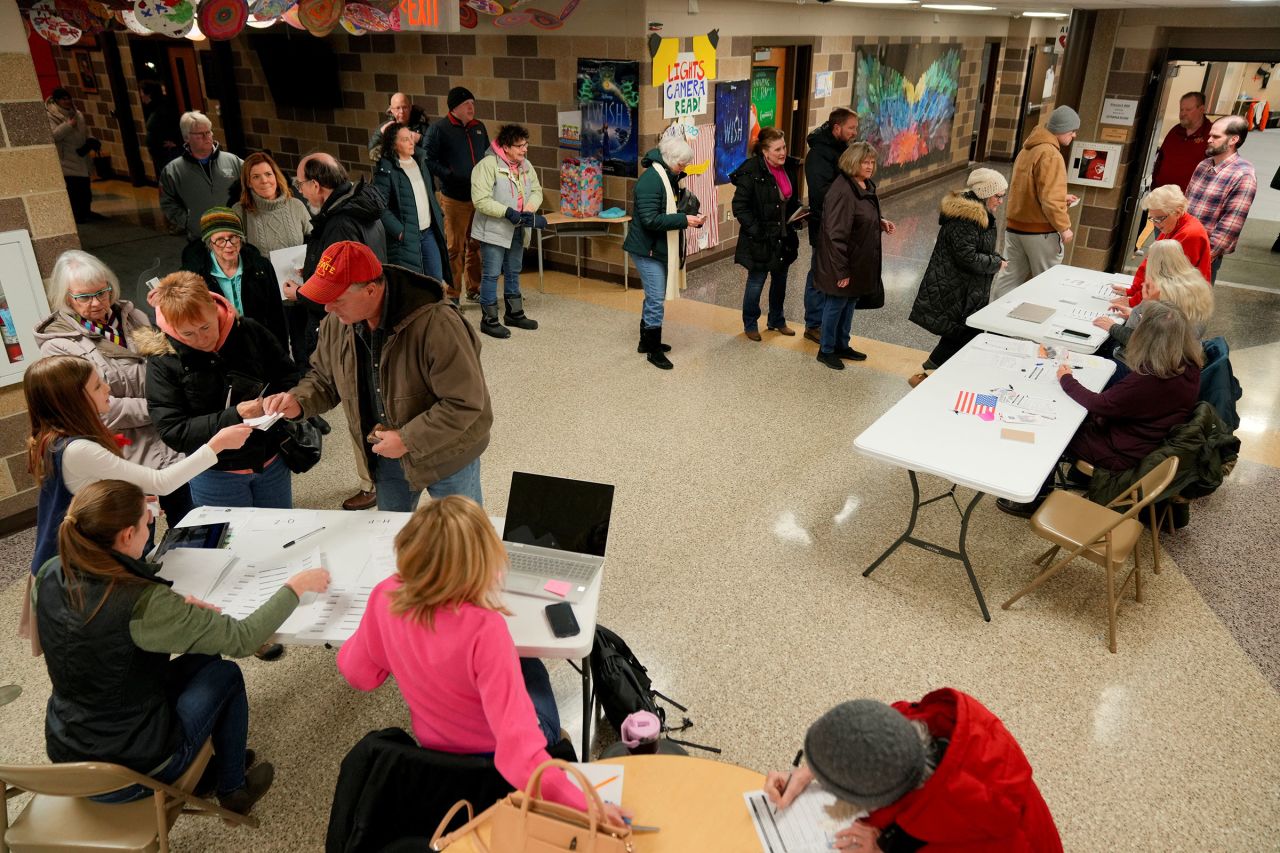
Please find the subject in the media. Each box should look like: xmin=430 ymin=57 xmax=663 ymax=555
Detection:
xmin=998 ymin=300 xmax=1203 ymax=517
xmin=336 ymin=495 xmax=626 ymax=826
xmin=33 ymin=479 xmax=330 ymax=814
xmin=765 ymin=688 xmax=1061 ymax=851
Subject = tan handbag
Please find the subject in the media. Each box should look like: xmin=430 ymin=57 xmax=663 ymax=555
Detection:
xmin=430 ymin=759 xmax=634 ymax=853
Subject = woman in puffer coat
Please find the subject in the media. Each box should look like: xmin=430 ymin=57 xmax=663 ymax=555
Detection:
xmin=907 ymin=169 xmax=1009 ymax=387
xmin=374 ymin=123 xmax=451 ymax=286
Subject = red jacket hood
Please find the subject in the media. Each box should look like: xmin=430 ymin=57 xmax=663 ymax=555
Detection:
xmin=866 ymin=688 xmax=1062 ymax=852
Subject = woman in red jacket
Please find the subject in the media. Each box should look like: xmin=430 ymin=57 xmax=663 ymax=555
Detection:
xmin=1115 ymin=184 xmax=1211 ymax=308
xmin=765 ymin=687 xmax=1061 ymax=851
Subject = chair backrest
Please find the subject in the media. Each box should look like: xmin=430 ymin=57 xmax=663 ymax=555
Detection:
xmin=1117 ymin=456 xmax=1179 ymax=521
xmin=0 ymin=760 xmax=149 ymax=798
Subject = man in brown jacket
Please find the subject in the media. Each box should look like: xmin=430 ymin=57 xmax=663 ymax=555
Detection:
xmin=990 ymin=106 xmax=1080 ymax=300
xmin=263 ymin=241 xmax=492 ymax=511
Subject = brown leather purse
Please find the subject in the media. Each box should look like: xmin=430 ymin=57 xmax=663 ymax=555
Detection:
xmin=429 ymin=759 xmax=634 ymax=853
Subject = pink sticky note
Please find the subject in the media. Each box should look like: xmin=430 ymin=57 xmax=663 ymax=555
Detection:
xmin=979 ymin=410 xmax=995 ymax=422
xmin=544 ymin=580 xmax=572 ymax=597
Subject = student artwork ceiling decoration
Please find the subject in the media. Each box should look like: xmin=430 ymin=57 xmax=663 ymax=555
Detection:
xmin=577 ymin=59 xmax=640 ymax=179
xmin=458 ymin=0 xmax=580 ymax=29
xmin=854 ymin=43 xmax=961 ymax=177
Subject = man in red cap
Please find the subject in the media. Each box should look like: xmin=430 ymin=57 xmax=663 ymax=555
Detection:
xmin=263 ymin=242 xmax=492 ymax=510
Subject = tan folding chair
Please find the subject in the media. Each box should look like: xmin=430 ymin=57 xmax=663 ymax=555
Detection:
xmin=1003 ymin=457 xmax=1179 ymax=653
xmin=1 ymin=739 xmax=257 ymax=853
xmin=1073 ymin=459 xmax=1173 ymax=575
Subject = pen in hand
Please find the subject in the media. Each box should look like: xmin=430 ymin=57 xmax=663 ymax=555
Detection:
xmin=773 ymin=748 xmax=804 ymax=814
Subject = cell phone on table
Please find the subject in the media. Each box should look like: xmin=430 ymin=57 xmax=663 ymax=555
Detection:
xmin=1060 ymin=328 xmax=1091 ymax=340
xmin=544 ymin=602 xmax=580 ymax=638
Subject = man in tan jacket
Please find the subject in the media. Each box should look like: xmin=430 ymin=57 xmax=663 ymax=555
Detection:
xmin=264 ymin=241 xmax=492 ymax=511
xmin=990 ymin=106 xmax=1080 ymax=300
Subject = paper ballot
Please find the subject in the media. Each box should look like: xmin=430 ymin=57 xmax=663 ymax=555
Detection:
xmin=268 ymin=244 xmax=306 ymax=299
xmin=155 ymin=548 xmax=238 ymax=601
xmin=745 ymin=786 xmax=865 ymax=853
xmin=565 ymin=763 xmax=624 ymax=806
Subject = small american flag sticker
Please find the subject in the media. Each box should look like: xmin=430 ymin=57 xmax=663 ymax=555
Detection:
xmin=954 ymin=391 xmax=998 ymax=422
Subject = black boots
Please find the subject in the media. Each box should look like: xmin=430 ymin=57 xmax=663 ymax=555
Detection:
xmin=503 ymin=295 xmax=538 ymax=330
xmin=480 ymin=303 xmax=510 ymax=338
xmin=638 ymin=326 xmax=673 ymax=370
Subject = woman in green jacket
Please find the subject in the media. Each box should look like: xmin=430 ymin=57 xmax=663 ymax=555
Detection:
xmin=622 ymin=137 xmax=705 ymax=370
xmin=34 ymin=479 xmax=330 ymax=814
xmin=374 ymin=123 xmax=451 ymax=287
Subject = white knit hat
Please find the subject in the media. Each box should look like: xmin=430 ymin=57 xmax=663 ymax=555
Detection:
xmin=966 ymin=168 xmax=1008 ymax=200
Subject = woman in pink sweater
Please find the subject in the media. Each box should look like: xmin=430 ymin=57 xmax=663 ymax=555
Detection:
xmin=337 ymin=496 xmax=623 ymax=822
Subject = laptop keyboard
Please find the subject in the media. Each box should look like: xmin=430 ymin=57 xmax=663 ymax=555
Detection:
xmin=508 ymin=551 xmax=596 ymax=582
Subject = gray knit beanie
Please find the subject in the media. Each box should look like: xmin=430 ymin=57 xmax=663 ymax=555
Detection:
xmin=1045 ymin=105 xmax=1080 ymax=134
xmin=804 ymin=700 xmax=925 ymax=811
xmin=966 ymin=167 xmax=1008 ymax=200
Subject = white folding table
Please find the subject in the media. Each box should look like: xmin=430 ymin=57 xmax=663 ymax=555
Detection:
xmin=853 ymin=333 xmax=1115 ymax=620
xmin=159 ymin=507 xmax=601 ymax=755
xmin=967 ymin=264 xmax=1133 ymax=354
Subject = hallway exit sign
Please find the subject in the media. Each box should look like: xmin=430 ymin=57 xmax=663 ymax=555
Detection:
xmin=397 ymin=0 xmax=460 ymax=31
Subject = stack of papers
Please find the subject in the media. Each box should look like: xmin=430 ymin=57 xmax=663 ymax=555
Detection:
xmin=155 ymin=548 xmax=238 ymax=601
xmin=744 ymin=786 xmax=864 ymax=853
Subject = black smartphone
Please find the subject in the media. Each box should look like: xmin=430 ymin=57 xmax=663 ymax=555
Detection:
xmin=1060 ymin=328 xmax=1090 ymax=339
xmin=544 ymin=602 xmax=580 ymax=638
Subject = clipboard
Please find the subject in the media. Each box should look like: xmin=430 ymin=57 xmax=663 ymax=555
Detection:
xmin=1006 ymin=302 xmax=1056 ymax=324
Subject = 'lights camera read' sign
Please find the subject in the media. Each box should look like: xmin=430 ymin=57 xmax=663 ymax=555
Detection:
xmin=663 ymin=52 xmax=709 ymax=119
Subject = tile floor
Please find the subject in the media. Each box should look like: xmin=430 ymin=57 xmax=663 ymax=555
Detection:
xmin=2 ymin=170 xmax=1278 ymax=850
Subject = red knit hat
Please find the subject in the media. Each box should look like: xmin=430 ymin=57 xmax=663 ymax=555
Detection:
xmin=300 ymin=241 xmax=383 ymax=304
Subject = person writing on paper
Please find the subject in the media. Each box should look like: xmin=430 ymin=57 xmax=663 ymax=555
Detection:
xmin=997 ymin=301 xmax=1203 ymax=517
xmin=138 ymin=273 xmax=299 ymax=512
xmin=180 ymin=207 xmax=289 ymax=356
xmin=34 ymin=250 xmax=194 ymax=528
xmin=336 ymin=496 xmax=629 ymax=827
xmin=1095 ymin=240 xmax=1213 ymax=381
xmin=33 ymin=479 xmax=329 ymax=815
xmin=1112 ymin=185 xmax=1211 ymax=309
xmin=765 ymin=688 xmax=1061 ymax=851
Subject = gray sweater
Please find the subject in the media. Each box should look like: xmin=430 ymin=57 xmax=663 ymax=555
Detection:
xmin=234 ymin=193 xmax=313 ymax=255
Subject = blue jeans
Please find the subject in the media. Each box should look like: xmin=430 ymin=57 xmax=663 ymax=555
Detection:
xmin=743 ymin=266 xmax=789 ymax=332
xmin=820 ymin=296 xmax=856 ymax=354
xmin=521 ymin=658 xmax=563 ymax=747
xmin=479 ymin=229 xmax=525 ymax=307
xmin=419 ymin=228 xmax=444 ymax=281
xmin=630 ymin=253 xmax=666 ymax=328
xmin=804 ymin=264 xmax=825 ymax=329
xmin=189 ymin=455 xmax=292 ymax=509
xmin=94 ymin=656 xmax=249 ymax=803
xmin=374 ymin=455 xmax=483 ymax=511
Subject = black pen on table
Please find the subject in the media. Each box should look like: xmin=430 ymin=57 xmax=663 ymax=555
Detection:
xmin=283 ymin=527 xmax=325 ymax=548
xmin=772 ymin=749 xmax=804 ymax=815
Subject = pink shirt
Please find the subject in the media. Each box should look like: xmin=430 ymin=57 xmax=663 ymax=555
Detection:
xmin=337 ymin=577 xmax=587 ymax=811
xmin=767 ymin=162 xmax=792 ymax=200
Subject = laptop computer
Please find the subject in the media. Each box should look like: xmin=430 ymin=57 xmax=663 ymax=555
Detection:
xmin=502 ymin=472 xmax=614 ymax=603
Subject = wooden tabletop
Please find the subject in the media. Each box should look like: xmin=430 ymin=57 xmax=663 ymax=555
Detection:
xmin=441 ymin=754 xmax=766 ymax=852
xmin=544 ymin=212 xmax=632 ymax=226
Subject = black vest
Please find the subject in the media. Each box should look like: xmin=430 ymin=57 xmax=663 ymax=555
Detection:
xmin=36 ymin=554 xmax=180 ymax=773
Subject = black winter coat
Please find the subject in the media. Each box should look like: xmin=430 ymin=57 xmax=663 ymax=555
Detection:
xmin=908 ymin=191 xmax=1003 ymax=337
xmin=181 ymin=239 xmax=289 ymax=355
xmin=424 ymin=113 xmax=491 ymax=202
xmin=141 ymin=318 xmax=300 ymax=473
xmin=372 ymin=148 xmax=452 ymax=284
xmin=804 ymin=122 xmax=846 ymax=247
xmin=302 ymin=179 xmax=388 ymax=280
xmin=813 ymin=174 xmax=884 ymax=308
xmin=730 ymin=155 xmax=802 ymax=273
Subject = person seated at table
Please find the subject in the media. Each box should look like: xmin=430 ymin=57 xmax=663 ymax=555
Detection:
xmin=765 ymin=688 xmax=1061 ymax=851
xmin=906 ymin=168 xmax=1009 ymax=387
xmin=1112 ymin=184 xmax=1211 ymax=309
xmin=33 ymin=479 xmax=330 ymax=814
xmin=1094 ymin=240 xmax=1213 ymax=382
xmin=997 ymin=300 xmax=1203 ymax=517
xmin=336 ymin=495 xmax=627 ymax=826
xmin=23 ymin=354 xmax=253 ymax=582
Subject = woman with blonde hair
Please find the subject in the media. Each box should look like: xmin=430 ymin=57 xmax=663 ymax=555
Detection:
xmin=1114 ymin=184 xmax=1211 ymax=308
xmin=33 ymin=479 xmax=329 ymax=813
xmin=337 ymin=495 xmax=626 ymax=825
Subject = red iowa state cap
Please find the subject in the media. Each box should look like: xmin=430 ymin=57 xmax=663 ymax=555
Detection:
xmin=300 ymin=241 xmax=383 ymax=304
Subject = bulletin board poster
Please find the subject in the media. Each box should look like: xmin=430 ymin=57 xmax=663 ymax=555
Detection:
xmin=751 ymin=66 xmax=779 ymax=130
xmin=577 ymin=58 xmax=641 ymax=178
xmin=662 ymin=52 xmax=710 ymax=119
xmin=714 ymin=80 xmax=750 ymax=185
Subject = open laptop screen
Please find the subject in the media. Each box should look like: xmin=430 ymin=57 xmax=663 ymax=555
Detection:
xmin=502 ymin=472 xmax=615 ymax=557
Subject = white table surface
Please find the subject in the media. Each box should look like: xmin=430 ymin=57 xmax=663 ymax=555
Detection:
xmin=967 ymin=264 xmax=1132 ymax=354
xmin=161 ymin=508 xmax=599 ymax=660
xmin=854 ymin=333 xmax=1115 ymax=502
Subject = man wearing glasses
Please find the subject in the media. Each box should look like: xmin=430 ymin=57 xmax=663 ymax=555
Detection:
xmin=159 ymin=111 xmax=243 ymax=242
xmin=366 ymin=92 xmax=430 ymax=163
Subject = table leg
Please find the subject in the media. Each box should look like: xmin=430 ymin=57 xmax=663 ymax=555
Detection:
xmin=621 ymin=222 xmax=629 ymax=291
xmin=863 ymin=470 xmax=922 ymax=576
xmin=538 ymin=230 xmax=546 ymax=293
xmin=956 ymin=491 xmax=991 ymax=621
xmin=575 ymin=236 xmax=583 ymax=293
xmin=580 ymin=655 xmax=592 ymax=760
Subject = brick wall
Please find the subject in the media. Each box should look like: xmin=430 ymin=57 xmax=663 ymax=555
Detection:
xmin=0 ymin=3 xmax=80 ymax=532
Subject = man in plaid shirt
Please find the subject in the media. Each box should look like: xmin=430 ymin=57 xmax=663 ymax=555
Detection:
xmin=1186 ymin=115 xmax=1257 ymax=283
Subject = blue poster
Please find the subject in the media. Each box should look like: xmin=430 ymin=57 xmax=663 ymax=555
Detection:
xmin=577 ymin=59 xmax=640 ymax=178
xmin=714 ymin=80 xmax=749 ymax=185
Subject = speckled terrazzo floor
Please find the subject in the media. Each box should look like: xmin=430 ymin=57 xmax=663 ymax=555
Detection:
xmin=3 ymin=175 xmax=1279 ymax=851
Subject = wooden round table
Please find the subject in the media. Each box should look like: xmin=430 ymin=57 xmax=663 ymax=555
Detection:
xmin=441 ymin=754 xmax=766 ymax=852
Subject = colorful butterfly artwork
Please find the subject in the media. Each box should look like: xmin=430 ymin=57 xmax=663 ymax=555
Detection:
xmin=855 ymin=46 xmax=960 ymax=173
